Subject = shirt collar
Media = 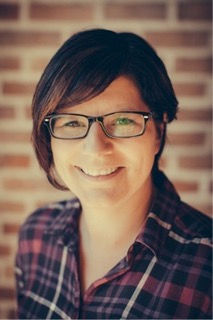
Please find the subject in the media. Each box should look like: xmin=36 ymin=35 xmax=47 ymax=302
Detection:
xmin=134 ymin=171 xmax=180 ymax=258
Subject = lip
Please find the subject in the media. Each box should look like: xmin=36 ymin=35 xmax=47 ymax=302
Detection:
xmin=75 ymin=166 xmax=124 ymax=181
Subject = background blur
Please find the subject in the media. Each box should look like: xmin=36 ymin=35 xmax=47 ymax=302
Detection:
xmin=0 ymin=0 xmax=212 ymax=318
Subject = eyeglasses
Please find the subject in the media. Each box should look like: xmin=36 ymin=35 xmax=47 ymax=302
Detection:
xmin=44 ymin=111 xmax=158 ymax=140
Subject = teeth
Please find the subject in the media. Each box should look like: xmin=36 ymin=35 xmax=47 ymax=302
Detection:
xmin=81 ymin=167 xmax=118 ymax=176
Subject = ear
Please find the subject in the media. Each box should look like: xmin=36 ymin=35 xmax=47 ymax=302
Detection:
xmin=154 ymin=122 xmax=165 ymax=155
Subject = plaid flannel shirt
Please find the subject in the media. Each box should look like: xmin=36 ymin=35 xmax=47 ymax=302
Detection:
xmin=15 ymin=172 xmax=212 ymax=319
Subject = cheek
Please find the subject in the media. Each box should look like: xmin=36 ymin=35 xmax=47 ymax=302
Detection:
xmin=51 ymin=140 xmax=70 ymax=171
xmin=51 ymin=140 xmax=60 ymax=165
xmin=128 ymin=137 xmax=158 ymax=169
xmin=133 ymin=130 xmax=161 ymax=171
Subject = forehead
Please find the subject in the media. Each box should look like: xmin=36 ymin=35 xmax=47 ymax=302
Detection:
xmin=61 ymin=76 xmax=149 ymax=115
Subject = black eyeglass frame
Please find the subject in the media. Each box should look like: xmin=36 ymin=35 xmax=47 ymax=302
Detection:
xmin=44 ymin=111 xmax=160 ymax=140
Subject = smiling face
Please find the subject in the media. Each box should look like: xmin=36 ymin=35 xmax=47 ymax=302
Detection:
xmin=51 ymin=77 xmax=162 ymax=209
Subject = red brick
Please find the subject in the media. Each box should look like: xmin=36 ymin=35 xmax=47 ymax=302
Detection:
xmin=146 ymin=31 xmax=210 ymax=47
xmin=178 ymin=0 xmax=212 ymax=21
xmin=3 ymin=223 xmax=20 ymax=234
xmin=159 ymin=157 xmax=167 ymax=169
xmin=0 ymin=154 xmax=30 ymax=168
xmin=169 ymin=133 xmax=206 ymax=145
xmin=0 ymin=31 xmax=61 ymax=47
xmin=0 ymin=3 xmax=19 ymax=20
xmin=25 ymin=106 xmax=32 ymax=119
xmin=0 ymin=106 xmax=15 ymax=119
xmin=0 ymin=245 xmax=10 ymax=256
xmin=7 ymin=309 xmax=16 ymax=320
xmin=175 ymin=57 xmax=212 ymax=73
xmin=179 ymin=155 xmax=212 ymax=169
xmin=173 ymin=180 xmax=199 ymax=192
xmin=0 ymin=201 xmax=25 ymax=213
xmin=174 ymin=83 xmax=206 ymax=96
xmin=178 ymin=109 xmax=212 ymax=122
xmin=0 ymin=131 xmax=30 ymax=143
xmin=31 ymin=57 xmax=51 ymax=71
xmin=5 ymin=266 xmax=15 ymax=278
xmin=0 ymin=287 xmax=15 ymax=300
xmin=30 ymin=2 xmax=94 ymax=20
xmin=104 ymin=3 xmax=166 ymax=19
xmin=2 ymin=81 xmax=36 ymax=95
xmin=195 ymin=204 xmax=212 ymax=217
xmin=3 ymin=178 xmax=49 ymax=191
xmin=0 ymin=57 xmax=20 ymax=70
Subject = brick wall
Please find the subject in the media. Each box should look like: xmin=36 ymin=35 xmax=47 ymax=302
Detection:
xmin=0 ymin=0 xmax=212 ymax=317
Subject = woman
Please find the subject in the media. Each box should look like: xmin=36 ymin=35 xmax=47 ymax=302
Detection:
xmin=15 ymin=28 xmax=212 ymax=319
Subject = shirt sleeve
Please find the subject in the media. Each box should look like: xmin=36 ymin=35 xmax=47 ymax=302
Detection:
xmin=14 ymin=230 xmax=27 ymax=318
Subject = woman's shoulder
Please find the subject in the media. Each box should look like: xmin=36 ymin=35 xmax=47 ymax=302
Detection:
xmin=174 ymin=201 xmax=212 ymax=243
xmin=19 ymin=197 xmax=81 ymax=239
xmin=154 ymin=171 xmax=212 ymax=241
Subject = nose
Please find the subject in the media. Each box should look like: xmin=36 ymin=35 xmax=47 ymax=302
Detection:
xmin=82 ymin=122 xmax=113 ymax=156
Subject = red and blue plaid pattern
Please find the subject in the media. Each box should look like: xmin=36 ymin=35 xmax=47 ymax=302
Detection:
xmin=15 ymin=172 xmax=212 ymax=319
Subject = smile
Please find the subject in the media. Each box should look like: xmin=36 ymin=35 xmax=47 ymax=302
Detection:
xmin=79 ymin=167 xmax=118 ymax=177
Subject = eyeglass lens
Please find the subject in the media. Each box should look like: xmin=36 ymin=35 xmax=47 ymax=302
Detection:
xmin=51 ymin=115 xmax=88 ymax=138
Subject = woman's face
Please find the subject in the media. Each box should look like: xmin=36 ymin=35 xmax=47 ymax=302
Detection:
xmin=51 ymin=77 xmax=162 ymax=208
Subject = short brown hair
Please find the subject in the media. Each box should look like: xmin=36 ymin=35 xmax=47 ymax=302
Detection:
xmin=32 ymin=28 xmax=178 ymax=190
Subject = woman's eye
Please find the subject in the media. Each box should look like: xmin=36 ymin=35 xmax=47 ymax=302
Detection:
xmin=64 ymin=121 xmax=82 ymax=127
xmin=115 ymin=118 xmax=134 ymax=125
xmin=57 ymin=119 xmax=87 ymax=128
